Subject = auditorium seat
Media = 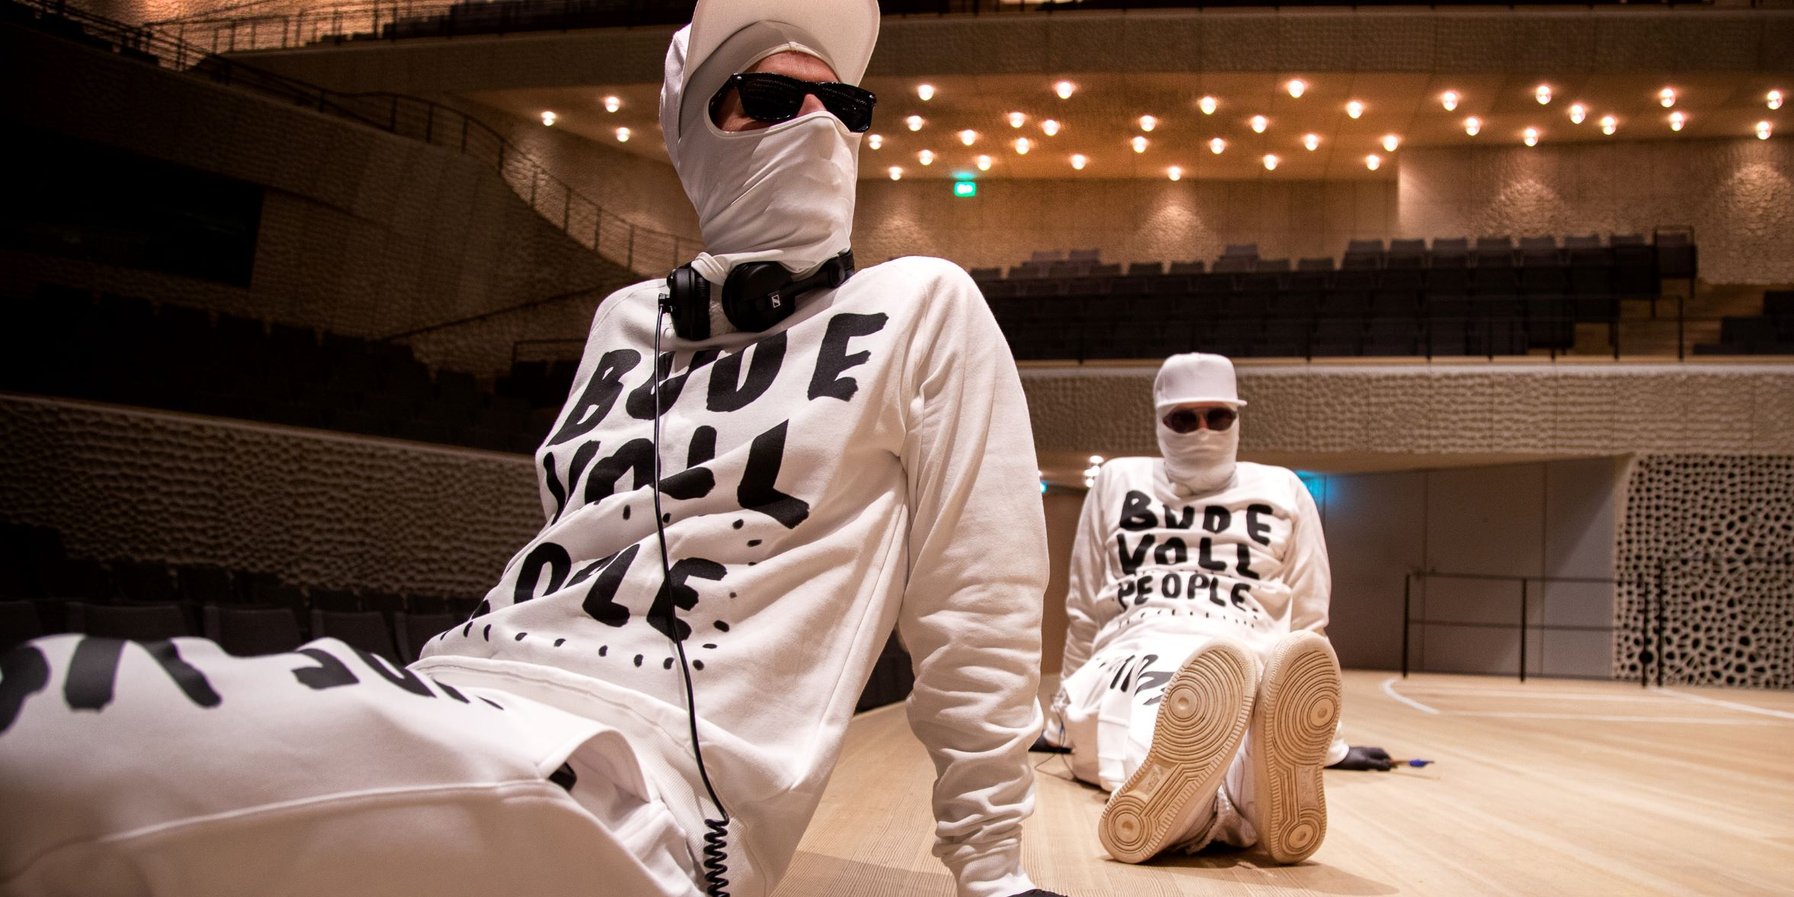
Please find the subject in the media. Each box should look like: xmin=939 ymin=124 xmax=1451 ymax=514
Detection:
xmin=311 ymin=608 xmax=403 ymax=663
xmin=66 ymin=600 xmax=196 ymax=641
xmin=398 ymin=610 xmax=461 ymax=661
xmin=0 ymin=601 xmax=46 ymax=652
xmin=1126 ymin=261 xmax=1165 ymax=277
xmin=205 ymin=604 xmax=306 ymax=656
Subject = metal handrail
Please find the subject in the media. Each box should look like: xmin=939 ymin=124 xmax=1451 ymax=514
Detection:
xmin=17 ymin=0 xmax=701 ymax=276
xmin=143 ymin=0 xmax=1697 ymax=52
xmin=1401 ymin=570 xmax=1647 ymax=684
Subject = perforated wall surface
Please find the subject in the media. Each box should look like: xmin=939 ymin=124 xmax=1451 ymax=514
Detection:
xmin=1616 ymin=454 xmax=1794 ymax=688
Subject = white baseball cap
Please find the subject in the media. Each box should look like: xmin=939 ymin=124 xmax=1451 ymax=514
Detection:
xmin=1153 ymin=352 xmax=1247 ymax=412
xmin=686 ymin=0 xmax=879 ymax=88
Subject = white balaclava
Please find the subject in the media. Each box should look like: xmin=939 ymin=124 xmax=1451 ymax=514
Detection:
xmin=1152 ymin=353 xmax=1245 ymax=496
xmin=659 ymin=21 xmax=861 ymax=334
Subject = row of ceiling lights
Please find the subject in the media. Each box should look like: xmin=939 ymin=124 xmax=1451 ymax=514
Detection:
xmin=877 ymin=79 xmax=1781 ymax=179
xmin=537 ymin=85 xmax=1782 ymax=176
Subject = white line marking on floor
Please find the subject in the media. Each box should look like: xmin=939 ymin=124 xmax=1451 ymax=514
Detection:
xmin=1380 ymin=676 xmax=1440 ymax=714
xmin=1659 ymin=688 xmax=1794 ymax=721
xmin=1448 ymin=711 xmax=1784 ymax=725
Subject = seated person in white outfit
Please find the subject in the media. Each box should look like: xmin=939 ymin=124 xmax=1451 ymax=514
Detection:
xmin=1042 ymin=352 xmax=1346 ymax=865
xmin=0 ymin=2 xmax=1070 ymax=896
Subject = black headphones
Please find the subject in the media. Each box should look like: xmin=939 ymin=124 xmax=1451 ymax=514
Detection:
xmin=663 ymin=249 xmax=856 ymax=340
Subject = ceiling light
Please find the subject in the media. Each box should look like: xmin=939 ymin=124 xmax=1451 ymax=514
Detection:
xmin=1365 ymin=154 xmax=1381 ymax=171
xmin=1600 ymin=115 xmax=1618 ymax=135
xmin=1209 ymin=137 xmax=1226 ymax=154
xmin=1199 ymin=96 xmax=1218 ymax=115
xmin=1007 ymin=111 xmax=1026 ymax=128
xmin=867 ymin=133 xmax=883 ymax=150
xmin=1569 ymin=103 xmax=1587 ymax=124
xmin=918 ymin=149 xmax=935 ymax=166
xmin=1167 ymin=166 xmax=1183 ymax=181
xmin=959 ymin=129 xmax=977 ymax=146
xmin=1139 ymin=115 xmax=1158 ymax=132
xmin=1302 ymin=133 xmax=1320 ymax=151
xmin=1441 ymin=90 xmax=1459 ymax=112
xmin=1535 ymin=84 xmax=1552 ymax=105
xmin=1286 ymin=79 xmax=1307 ymax=98
xmin=1659 ymin=87 xmax=1676 ymax=108
xmin=1769 ymin=90 xmax=1785 ymax=111
xmin=976 ymin=154 xmax=993 ymax=171
xmin=1131 ymin=135 xmax=1148 ymax=153
xmin=1014 ymin=137 xmax=1031 ymax=155
xmin=602 ymin=96 xmax=621 ymax=113
xmin=540 ymin=110 xmax=557 ymax=126
xmin=905 ymin=115 xmax=924 ymax=132
xmin=1523 ymin=127 xmax=1539 ymax=147
xmin=615 ymin=126 xmax=630 ymax=142
xmin=1250 ymin=115 xmax=1268 ymax=133
xmin=1464 ymin=116 xmax=1482 ymax=136
xmin=1345 ymin=100 xmax=1365 ymax=119
xmin=1263 ymin=154 xmax=1279 ymax=171
xmin=1054 ymin=80 xmax=1076 ymax=100
xmin=1756 ymin=120 xmax=1772 ymax=140
xmin=888 ymin=166 xmax=902 ymax=181
xmin=1381 ymin=134 xmax=1400 ymax=152
xmin=1070 ymin=153 xmax=1088 ymax=170
xmin=1041 ymin=119 xmax=1061 ymax=136
xmin=1669 ymin=111 xmax=1686 ymax=132
xmin=916 ymin=84 xmax=936 ymax=101
xmin=1088 ymin=454 xmax=1104 ymax=465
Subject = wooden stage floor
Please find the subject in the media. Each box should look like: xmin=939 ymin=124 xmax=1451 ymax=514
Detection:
xmin=771 ymin=670 xmax=1794 ymax=897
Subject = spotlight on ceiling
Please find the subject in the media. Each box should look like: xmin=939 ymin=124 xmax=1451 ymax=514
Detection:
xmin=1070 ymin=153 xmax=1088 ymax=170
xmin=905 ymin=115 xmax=924 ymax=132
xmin=1464 ymin=116 xmax=1482 ymax=137
xmin=1365 ymin=154 xmax=1381 ymax=171
xmin=1345 ymin=100 xmax=1365 ymax=119
xmin=1441 ymin=90 xmax=1459 ymax=112
xmin=1209 ymin=137 xmax=1226 ymax=155
xmin=1167 ymin=165 xmax=1183 ymax=181
xmin=1535 ymin=84 xmax=1552 ymax=105
xmin=1199 ymin=96 xmax=1218 ymax=115
xmin=1250 ymin=115 xmax=1268 ymax=133
xmin=1286 ymin=79 xmax=1307 ymax=98
xmin=1523 ymin=127 xmax=1540 ymax=147
xmin=1054 ymin=80 xmax=1076 ymax=100
xmin=916 ymin=84 xmax=936 ymax=101
xmin=1263 ymin=153 xmax=1279 ymax=171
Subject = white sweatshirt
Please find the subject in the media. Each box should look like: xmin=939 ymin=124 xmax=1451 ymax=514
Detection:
xmin=414 ymin=256 xmax=1048 ymax=897
xmin=1061 ymin=458 xmax=1330 ymax=678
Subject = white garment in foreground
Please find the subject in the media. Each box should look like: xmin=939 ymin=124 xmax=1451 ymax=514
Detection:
xmin=415 ymin=256 xmax=1049 ymax=897
xmin=1050 ymin=457 xmax=1345 ymax=845
xmin=0 ymin=636 xmax=698 ymax=897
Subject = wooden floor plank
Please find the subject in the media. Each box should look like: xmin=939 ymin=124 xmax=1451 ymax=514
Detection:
xmin=771 ymin=670 xmax=1794 ymax=897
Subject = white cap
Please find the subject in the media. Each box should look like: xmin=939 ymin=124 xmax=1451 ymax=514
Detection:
xmin=686 ymin=0 xmax=879 ymax=89
xmin=1153 ymin=352 xmax=1247 ymax=412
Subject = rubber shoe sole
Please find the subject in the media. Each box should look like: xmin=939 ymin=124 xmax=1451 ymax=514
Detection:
xmin=1098 ymin=640 xmax=1256 ymax=864
xmin=1249 ymin=631 xmax=1342 ymax=864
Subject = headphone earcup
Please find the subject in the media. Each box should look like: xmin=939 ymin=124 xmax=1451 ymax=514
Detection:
xmin=665 ymin=265 xmax=711 ymax=341
xmin=721 ymin=261 xmax=800 ymax=333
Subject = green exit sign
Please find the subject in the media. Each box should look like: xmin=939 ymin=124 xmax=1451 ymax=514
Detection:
xmin=953 ymin=180 xmax=978 ymax=198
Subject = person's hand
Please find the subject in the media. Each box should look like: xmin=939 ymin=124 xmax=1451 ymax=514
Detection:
xmin=1328 ymin=745 xmax=1392 ymax=771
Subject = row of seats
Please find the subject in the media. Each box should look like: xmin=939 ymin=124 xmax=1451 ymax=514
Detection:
xmin=980 ymin=232 xmax=1696 ymax=282
xmin=3 ymin=285 xmax=557 ymax=454
xmin=1694 ymin=290 xmax=1794 ymax=356
xmin=0 ymin=523 xmax=475 ymax=660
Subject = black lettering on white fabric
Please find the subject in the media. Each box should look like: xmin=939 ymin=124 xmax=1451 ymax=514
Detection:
xmin=707 ymin=332 xmax=786 ymax=412
xmin=66 ymin=638 xmax=219 ymax=711
xmin=581 ymin=545 xmax=640 ymax=628
xmin=0 ymin=644 xmax=50 ymax=734
xmin=514 ymin=542 xmax=573 ymax=606
xmin=549 ymin=349 xmax=641 ymax=446
xmin=647 ymin=558 xmax=727 ymax=642
xmin=739 ymin=421 xmax=810 ymax=528
xmin=808 ymin=313 xmax=887 ymax=402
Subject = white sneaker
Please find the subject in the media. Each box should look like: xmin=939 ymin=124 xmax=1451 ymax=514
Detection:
xmin=1244 ymin=631 xmax=1342 ymax=864
xmin=1098 ymin=639 xmax=1257 ymax=864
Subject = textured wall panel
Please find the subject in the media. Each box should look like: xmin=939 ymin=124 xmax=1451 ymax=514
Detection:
xmin=1615 ymin=455 xmax=1794 ymax=688
xmin=0 ymin=395 xmax=541 ymax=599
xmin=1022 ymin=363 xmax=1794 ymax=460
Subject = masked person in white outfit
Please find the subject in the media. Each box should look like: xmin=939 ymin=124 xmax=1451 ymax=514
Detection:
xmin=1042 ymin=353 xmax=1346 ymax=865
xmin=0 ymin=3 xmax=1069 ymax=897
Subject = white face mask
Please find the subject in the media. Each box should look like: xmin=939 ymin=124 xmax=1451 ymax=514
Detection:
xmin=661 ymin=25 xmax=859 ymax=292
xmin=1157 ymin=418 xmax=1239 ymax=495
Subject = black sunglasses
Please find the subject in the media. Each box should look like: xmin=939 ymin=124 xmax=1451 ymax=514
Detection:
xmin=1163 ymin=407 xmax=1238 ymax=434
xmin=710 ymin=72 xmax=877 ymax=133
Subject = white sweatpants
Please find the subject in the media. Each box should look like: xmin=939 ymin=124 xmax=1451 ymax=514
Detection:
xmin=0 ymin=635 xmax=704 ymax=897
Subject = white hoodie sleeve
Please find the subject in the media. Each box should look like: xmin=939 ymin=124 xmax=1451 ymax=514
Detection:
xmin=1281 ymin=472 xmax=1331 ymax=634
xmin=1059 ymin=465 xmax=1113 ymax=680
xmin=894 ymin=263 xmax=1047 ymax=897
